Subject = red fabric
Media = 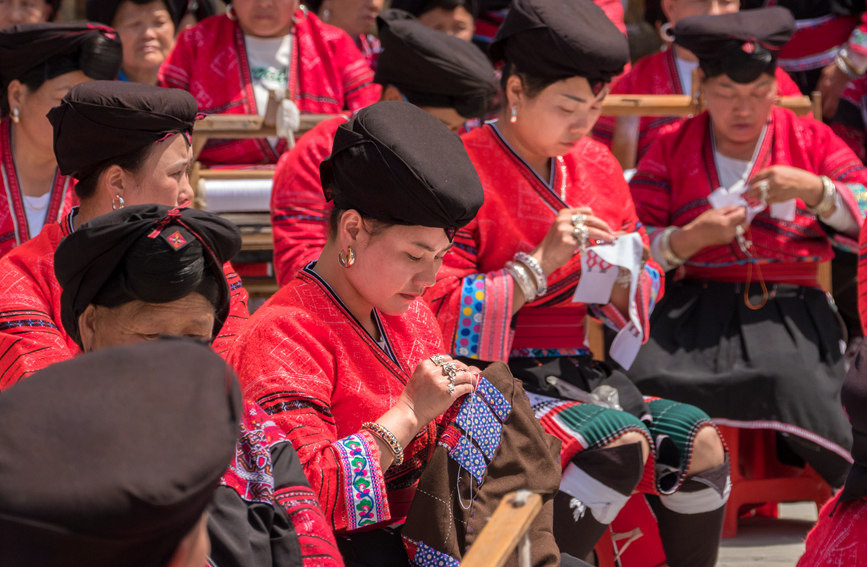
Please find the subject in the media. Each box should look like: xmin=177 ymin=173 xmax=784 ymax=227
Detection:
xmin=0 ymin=118 xmax=77 ymax=259
xmin=425 ymin=124 xmax=661 ymax=360
xmin=228 ymin=268 xmax=447 ymax=534
xmin=0 ymin=212 xmax=250 ymax=389
xmin=592 ymin=49 xmax=804 ymax=162
xmin=833 ymin=75 xmax=867 ymax=161
xmin=271 ymin=115 xmax=349 ymax=285
xmin=630 ymin=106 xmax=867 ymax=285
xmin=798 ymin=493 xmax=867 ymax=566
xmin=779 ymin=14 xmax=859 ymax=64
xmin=159 ymin=12 xmax=380 ymax=166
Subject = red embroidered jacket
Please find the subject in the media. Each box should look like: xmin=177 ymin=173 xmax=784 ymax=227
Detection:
xmin=228 ymin=266 xmax=446 ymax=534
xmin=0 ymin=118 xmax=77 ymax=259
xmin=159 ymin=11 xmax=380 ymax=166
xmin=592 ymin=50 xmax=803 ymax=163
xmin=271 ymin=115 xmax=349 ymax=285
xmin=425 ymin=124 xmax=663 ymax=363
xmin=631 ymin=106 xmax=867 ymax=286
xmin=0 ymin=212 xmax=250 ymax=389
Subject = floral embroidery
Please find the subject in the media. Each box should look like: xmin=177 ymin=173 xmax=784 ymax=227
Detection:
xmin=455 ymin=395 xmax=502 ymax=460
xmin=449 ymin=431 xmax=487 ymax=484
xmin=335 ymin=433 xmax=386 ymax=530
xmin=475 ymin=377 xmax=512 ymax=422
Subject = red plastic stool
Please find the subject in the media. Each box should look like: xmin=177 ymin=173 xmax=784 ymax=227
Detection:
xmin=716 ymin=424 xmax=833 ymax=538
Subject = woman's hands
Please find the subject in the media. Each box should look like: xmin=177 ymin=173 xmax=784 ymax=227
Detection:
xmin=746 ymin=166 xmax=825 ymax=209
xmin=530 ymin=207 xmax=617 ymax=277
xmin=668 ymin=205 xmax=747 ymax=260
xmin=395 ymin=354 xmax=479 ymax=431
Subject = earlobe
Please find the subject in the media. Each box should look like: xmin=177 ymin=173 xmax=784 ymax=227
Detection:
xmin=78 ymin=306 xmax=98 ymax=353
xmin=102 ymin=165 xmax=127 ymax=206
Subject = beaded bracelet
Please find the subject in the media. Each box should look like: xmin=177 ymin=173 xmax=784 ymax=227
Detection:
xmin=362 ymin=422 xmax=404 ymax=466
xmin=505 ymin=260 xmax=538 ymax=302
xmin=659 ymin=226 xmax=686 ymax=268
xmin=808 ymin=176 xmax=836 ymax=218
xmin=514 ymin=252 xmax=548 ymax=296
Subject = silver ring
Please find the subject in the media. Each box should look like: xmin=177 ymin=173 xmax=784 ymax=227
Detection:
xmin=735 ymin=225 xmax=745 ymax=237
xmin=430 ymin=354 xmax=448 ymax=366
xmin=572 ymin=224 xmax=589 ymax=251
xmin=442 ymin=361 xmax=458 ymax=378
xmin=447 ymin=383 xmax=456 ymax=395
xmin=571 ymin=212 xmax=586 ymax=228
xmin=757 ymin=180 xmax=769 ymax=204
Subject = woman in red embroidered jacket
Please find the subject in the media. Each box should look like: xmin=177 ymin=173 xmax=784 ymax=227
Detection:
xmin=229 ymin=102 xmax=489 ymax=564
xmin=0 ymin=81 xmax=249 ymax=388
xmin=0 ymin=23 xmax=122 ymax=259
xmin=629 ymin=10 xmax=866 ymax=488
xmin=592 ymin=1 xmax=802 ymax=164
xmin=425 ymin=0 xmax=730 ymax=564
xmin=159 ymin=0 xmax=380 ymax=166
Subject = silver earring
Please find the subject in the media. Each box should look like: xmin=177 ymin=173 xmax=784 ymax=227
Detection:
xmin=112 ymin=194 xmax=125 ymax=210
xmin=11 ymin=108 xmax=19 ymax=124
xmin=510 ymin=105 xmax=517 ymax=124
xmin=659 ymin=22 xmax=674 ymax=43
xmin=322 ymin=8 xmax=330 ymax=21
xmin=225 ymin=4 xmax=236 ymax=20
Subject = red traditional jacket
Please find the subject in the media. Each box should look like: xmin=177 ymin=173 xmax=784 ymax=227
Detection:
xmin=832 ymin=75 xmax=867 ymax=162
xmin=271 ymin=115 xmax=348 ymax=285
xmin=228 ymin=265 xmax=446 ymax=534
xmin=631 ymin=106 xmax=867 ymax=287
xmin=592 ymin=50 xmax=803 ymax=162
xmin=159 ymin=11 xmax=380 ymax=166
xmin=0 ymin=211 xmax=250 ymax=389
xmin=424 ymin=124 xmax=663 ymax=363
xmin=0 ymin=119 xmax=77 ymax=259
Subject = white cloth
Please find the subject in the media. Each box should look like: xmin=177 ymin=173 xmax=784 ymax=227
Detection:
xmin=674 ymin=55 xmax=699 ymax=96
xmin=22 ymin=192 xmax=50 ymax=237
xmin=244 ymin=34 xmax=292 ymax=149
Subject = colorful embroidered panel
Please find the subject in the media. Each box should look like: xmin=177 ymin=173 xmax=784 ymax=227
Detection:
xmin=334 ymin=433 xmax=387 ymax=530
xmin=475 ymin=377 xmax=512 ymax=422
xmin=407 ymin=539 xmax=461 ymax=567
xmin=448 ymin=435 xmax=487 ymax=484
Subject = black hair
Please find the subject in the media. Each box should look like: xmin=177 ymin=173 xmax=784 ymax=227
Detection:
xmin=499 ymin=62 xmax=565 ymax=105
xmin=72 ymin=143 xmax=153 ymax=200
xmin=419 ymin=0 xmax=476 ymax=16
xmin=1 ymin=33 xmax=122 ymax=115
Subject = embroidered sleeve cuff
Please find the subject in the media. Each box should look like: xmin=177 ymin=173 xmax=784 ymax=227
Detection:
xmin=333 ymin=431 xmax=390 ymax=531
xmin=824 ymin=181 xmax=865 ymax=237
xmin=452 ymin=270 xmax=515 ymax=362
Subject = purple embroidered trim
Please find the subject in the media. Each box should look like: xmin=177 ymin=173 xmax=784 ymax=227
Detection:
xmin=448 ymin=434 xmax=487 ymax=484
xmin=455 ymin=396 xmax=502 ymax=460
xmin=475 ymin=377 xmax=512 ymax=422
xmin=410 ymin=541 xmax=461 ymax=567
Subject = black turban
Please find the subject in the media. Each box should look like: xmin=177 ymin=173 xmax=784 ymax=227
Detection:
xmin=674 ymin=7 xmax=795 ymax=84
xmin=86 ymin=0 xmax=188 ymax=29
xmin=0 ymin=337 xmax=242 ymax=567
xmin=47 ymin=80 xmax=198 ymax=179
xmin=489 ymin=0 xmax=628 ymax=88
xmin=389 ymin=0 xmax=478 ymax=19
xmin=0 ymin=23 xmax=122 ymax=91
xmin=375 ymin=9 xmax=498 ymax=119
xmin=54 ymin=204 xmax=242 ymax=348
xmin=319 ymin=100 xmax=484 ymax=239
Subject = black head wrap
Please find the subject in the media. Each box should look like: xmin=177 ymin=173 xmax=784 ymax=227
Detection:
xmin=673 ymin=7 xmax=795 ymax=84
xmin=375 ymin=9 xmax=498 ymax=119
xmin=840 ymin=340 xmax=867 ymax=501
xmin=320 ymin=100 xmax=483 ymax=240
xmin=489 ymin=0 xmax=628 ymax=92
xmin=86 ymin=0 xmax=187 ymax=29
xmin=47 ymin=80 xmax=198 ymax=179
xmin=0 ymin=23 xmax=122 ymax=100
xmin=54 ymin=204 xmax=241 ymax=349
xmin=0 ymin=337 xmax=241 ymax=567
xmin=389 ymin=0 xmax=478 ymax=19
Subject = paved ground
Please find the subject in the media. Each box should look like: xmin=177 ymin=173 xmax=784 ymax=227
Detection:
xmin=716 ymin=502 xmax=818 ymax=567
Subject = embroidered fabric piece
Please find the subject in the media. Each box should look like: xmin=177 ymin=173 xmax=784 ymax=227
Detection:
xmin=455 ymin=396 xmax=502 ymax=460
xmin=334 ymin=433 xmax=387 ymax=530
xmin=448 ymin=435 xmax=487 ymax=484
xmin=455 ymin=274 xmax=484 ymax=358
xmin=475 ymin=377 xmax=512 ymax=422
xmin=410 ymin=540 xmax=461 ymax=567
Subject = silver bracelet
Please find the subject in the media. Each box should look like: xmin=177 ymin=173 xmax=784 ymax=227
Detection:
xmin=505 ymin=261 xmax=538 ymax=302
xmin=659 ymin=226 xmax=686 ymax=268
xmin=808 ymin=176 xmax=836 ymax=218
xmin=615 ymin=267 xmax=631 ymax=288
xmin=836 ymin=53 xmax=861 ymax=79
xmin=514 ymin=252 xmax=548 ymax=296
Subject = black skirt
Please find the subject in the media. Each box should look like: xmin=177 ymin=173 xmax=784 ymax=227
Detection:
xmin=628 ymin=279 xmax=852 ymax=487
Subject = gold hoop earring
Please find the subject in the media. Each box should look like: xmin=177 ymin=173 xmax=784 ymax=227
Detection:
xmin=337 ymin=246 xmax=356 ymax=268
xmin=10 ymin=108 xmax=19 ymax=124
xmin=510 ymin=105 xmax=517 ymax=124
xmin=112 ymin=194 xmax=125 ymax=211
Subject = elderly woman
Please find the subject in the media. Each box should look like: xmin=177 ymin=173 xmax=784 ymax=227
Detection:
xmin=0 ymin=23 xmax=121 ymax=258
xmin=592 ymin=0 xmax=801 ymax=163
xmin=229 ymin=102 xmax=561 ymax=566
xmin=159 ymin=0 xmax=380 ymax=166
xmin=426 ymin=0 xmax=729 ymax=564
xmin=86 ymin=0 xmax=185 ymax=84
xmin=629 ymin=8 xmax=867 ymax=490
xmin=0 ymin=0 xmax=59 ymax=27
xmin=270 ymin=9 xmax=499 ymax=284
xmin=0 ymin=81 xmax=249 ymax=388
xmin=0 ymin=338 xmax=242 ymax=567
xmin=51 ymin=204 xmax=342 ymax=567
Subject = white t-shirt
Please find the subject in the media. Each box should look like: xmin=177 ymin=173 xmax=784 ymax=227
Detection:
xmin=244 ymin=35 xmax=292 ymax=116
xmin=674 ymin=56 xmax=699 ymax=96
xmin=22 ymin=192 xmax=50 ymax=237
